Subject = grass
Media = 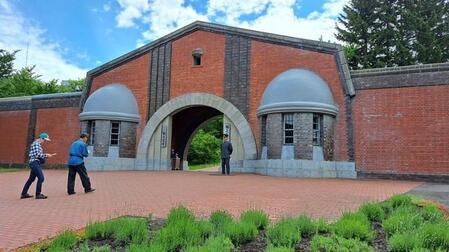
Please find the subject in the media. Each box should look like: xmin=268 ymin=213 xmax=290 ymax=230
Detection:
xmin=45 ymin=230 xmax=79 ymax=251
xmin=188 ymin=163 xmax=220 ymax=171
xmin=389 ymin=232 xmax=423 ymax=251
xmin=294 ymin=215 xmax=316 ymax=237
xmin=240 ymin=209 xmax=269 ymax=230
xmin=310 ymin=235 xmax=374 ymax=252
xmin=0 ymin=167 xmax=28 ymax=173
xmin=85 ymin=217 xmax=148 ymax=243
xmin=332 ymin=212 xmax=374 ymax=241
xmin=209 ymin=210 xmax=233 ymax=235
xmin=359 ymin=202 xmax=386 ymax=222
xmin=36 ymin=194 xmax=449 ymax=252
xmin=416 ymin=222 xmax=449 ymax=250
xmin=267 ymin=218 xmax=301 ymax=248
xmin=223 ymin=221 xmax=258 ymax=245
xmin=185 ymin=235 xmax=234 ymax=252
xmin=383 ymin=205 xmax=424 ymax=235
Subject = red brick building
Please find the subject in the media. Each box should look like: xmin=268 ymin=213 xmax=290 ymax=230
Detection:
xmin=1 ymin=22 xmax=448 ymax=181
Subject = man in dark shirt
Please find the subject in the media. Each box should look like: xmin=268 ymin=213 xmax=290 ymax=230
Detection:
xmin=21 ymin=132 xmax=55 ymax=199
xmin=67 ymin=133 xmax=95 ymax=195
xmin=221 ymin=134 xmax=233 ymax=175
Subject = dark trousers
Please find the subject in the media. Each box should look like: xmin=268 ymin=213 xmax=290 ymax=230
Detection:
xmin=21 ymin=161 xmax=44 ymax=196
xmin=221 ymin=158 xmax=230 ymax=174
xmin=67 ymin=163 xmax=91 ymax=193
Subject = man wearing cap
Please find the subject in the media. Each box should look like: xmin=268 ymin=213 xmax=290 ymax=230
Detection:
xmin=21 ymin=132 xmax=55 ymax=199
xmin=221 ymin=134 xmax=233 ymax=175
xmin=67 ymin=133 xmax=95 ymax=195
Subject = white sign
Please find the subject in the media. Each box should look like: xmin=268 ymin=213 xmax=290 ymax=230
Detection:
xmin=161 ymin=125 xmax=167 ymax=148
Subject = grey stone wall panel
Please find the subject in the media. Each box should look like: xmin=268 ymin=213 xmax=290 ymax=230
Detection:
xmin=352 ymin=69 xmax=449 ymax=90
xmin=119 ymin=122 xmax=137 ymax=158
xmin=294 ymin=113 xmax=313 ymax=159
xmin=224 ymin=35 xmax=251 ymax=119
xmin=266 ymin=113 xmax=282 ymax=159
xmin=92 ymin=120 xmax=109 ymax=157
xmin=148 ymin=42 xmax=172 ymax=119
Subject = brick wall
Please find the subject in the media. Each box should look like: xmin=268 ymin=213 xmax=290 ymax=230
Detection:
xmin=90 ymin=53 xmax=150 ymax=143
xmin=250 ymin=41 xmax=349 ymax=160
xmin=34 ymin=107 xmax=80 ymax=165
xmin=353 ymin=85 xmax=449 ymax=175
xmin=170 ymin=30 xmax=226 ymax=98
xmin=0 ymin=110 xmax=30 ymax=164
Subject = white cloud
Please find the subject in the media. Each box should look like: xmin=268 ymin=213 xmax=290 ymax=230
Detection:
xmin=141 ymin=0 xmax=208 ymax=41
xmin=115 ymin=0 xmax=150 ymax=28
xmin=232 ymin=0 xmax=350 ymax=42
xmin=115 ymin=0 xmax=349 ymax=46
xmin=207 ymin=0 xmax=271 ymax=24
xmin=0 ymin=1 xmax=87 ymax=81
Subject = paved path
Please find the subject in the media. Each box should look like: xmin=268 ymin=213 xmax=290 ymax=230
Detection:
xmin=407 ymin=183 xmax=449 ymax=208
xmin=0 ymin=170 xmax=421 ymax=250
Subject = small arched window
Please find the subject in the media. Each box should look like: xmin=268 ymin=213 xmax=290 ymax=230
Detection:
xmin=192 ymin=48 xmax=203 ymax=66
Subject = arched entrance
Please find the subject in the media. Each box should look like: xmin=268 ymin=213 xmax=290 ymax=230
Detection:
xmin=136 ymin=93 xmax=257 ymax=170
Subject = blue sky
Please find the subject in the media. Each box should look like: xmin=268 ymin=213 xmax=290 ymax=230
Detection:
xmin=0 ymin=0 xmax=349 ymax=81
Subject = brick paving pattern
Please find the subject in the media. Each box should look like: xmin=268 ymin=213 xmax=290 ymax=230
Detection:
xmin=0 ymin=170 xmax=421 ymax=250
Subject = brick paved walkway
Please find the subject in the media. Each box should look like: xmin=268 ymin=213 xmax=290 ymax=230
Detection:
xmin=0 ymin=170 xmax=421 ymax=250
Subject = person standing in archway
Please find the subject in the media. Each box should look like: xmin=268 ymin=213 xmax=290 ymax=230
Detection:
xmin=221 ymin=134 xmax=233 ymax=175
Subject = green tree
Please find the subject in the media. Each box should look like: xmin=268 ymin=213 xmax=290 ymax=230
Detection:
xmin=336 ymin=0 xmax=382 ymax=69
xmin=409 ymin=0 xmax=449 ymax=64
xmin=0 ymin=47 xmax=86 ymax=98
xmin=336 ymin=0 xmax=449 ymax=69
xmin=0 ymin=66 xmax=43 ymax=97
xmin=0 ymin=49 xmax=18 ymax=79
xmin=187 ymin=129 xmax=221 ymax=165
xmin=201 ymin=116 xmax=223 ymax=139
xmin=187 ymin=116 xmax=224 ymax=165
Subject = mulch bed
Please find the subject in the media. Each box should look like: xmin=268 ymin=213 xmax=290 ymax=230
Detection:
xmin=371 ymin=221 xmax=389 ymax=252
xmin=295 ymin=234 xmax=312 ymax=252
xmin=234 ymin=230 xmax=267 ymax=252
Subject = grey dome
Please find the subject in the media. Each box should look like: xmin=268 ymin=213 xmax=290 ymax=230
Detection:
xmin=79 ymin=84 xmax=140 ymax=122
xmin=257 ymin=69 xmax=338 ymax=116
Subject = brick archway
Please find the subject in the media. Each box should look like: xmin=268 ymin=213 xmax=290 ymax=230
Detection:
xmin=136 ymin=93 xmax=257 ymax=165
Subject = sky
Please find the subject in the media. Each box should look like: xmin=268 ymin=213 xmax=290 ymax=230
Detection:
xmin=0 ymin=0 xmax=349 ymax=81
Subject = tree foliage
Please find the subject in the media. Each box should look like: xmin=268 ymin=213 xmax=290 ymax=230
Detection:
xmin=0 ymin=49 xmax=85 ymax=98
xmin=188 ymin=116 xmax=223 ymax=165
xmin=0 ymin=49 xmax=18 ymax=79
xmin=336 ymin=0 xmax=449 ymax=69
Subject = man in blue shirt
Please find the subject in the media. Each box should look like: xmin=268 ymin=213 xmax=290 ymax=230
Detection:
xmin=21 ymin=132 xmax=56 ymax=199
xmin=67 ymin=133 xmax=95 ymax=195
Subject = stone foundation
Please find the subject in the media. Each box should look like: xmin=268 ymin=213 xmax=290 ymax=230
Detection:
xmin=85 ymin=157 xmax=356 ymax=179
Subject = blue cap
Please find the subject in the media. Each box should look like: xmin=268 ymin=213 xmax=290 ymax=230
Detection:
xmin=39 ymin=132 xmax=51 ymax=141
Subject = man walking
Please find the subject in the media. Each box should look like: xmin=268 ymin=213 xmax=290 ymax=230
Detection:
xmin=221 ymin=133 xmax=233 ymax=175
xmin=21 ymin=132 xmax=55 ymax=199
xmin=67 ymin=133 xmax=95 ymax=195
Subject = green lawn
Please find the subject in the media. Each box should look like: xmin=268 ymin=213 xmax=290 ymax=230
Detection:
xmin=188 ymin=163 xmax=220 ymax=171
xmin=0 ymin=167 xmax=28 ymax=173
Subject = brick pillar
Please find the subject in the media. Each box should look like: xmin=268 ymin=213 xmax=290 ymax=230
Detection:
xmin=294 ymin=113 xmax=313 ymax=159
